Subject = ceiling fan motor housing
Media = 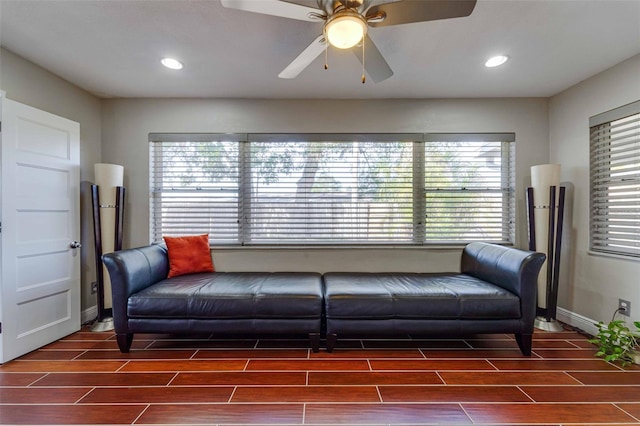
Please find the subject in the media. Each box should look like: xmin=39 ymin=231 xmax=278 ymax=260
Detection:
xmin=318 ymin=0 xmax=367 ymax=15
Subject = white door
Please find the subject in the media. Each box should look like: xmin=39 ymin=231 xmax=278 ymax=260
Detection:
xmin=0 ymin=96 xmax=81 ymax=363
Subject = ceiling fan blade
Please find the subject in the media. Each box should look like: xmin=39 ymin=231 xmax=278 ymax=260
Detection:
xmin=364 ymin=0 xmax=403 ymax=11
xmin=352 ymin=35 xmax=393 ymax=83
xmin=278 ymin=35 xmax=326 ymax=79
xmin=279 ymin=0 xmax=321 ymax=8
xmin=367 ymin=0 xmax=477 ymax=27
xmin=220 ymin=0 xmax=320 ymax=22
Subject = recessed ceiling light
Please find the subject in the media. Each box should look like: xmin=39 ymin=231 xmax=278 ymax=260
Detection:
xmin=161 ymin=58 xmax=183 ymax=70
xmin=485 ymin=55 xmax=508 ymax=68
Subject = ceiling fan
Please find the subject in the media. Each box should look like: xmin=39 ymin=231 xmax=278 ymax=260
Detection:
xmin=220 ymin=0 xmax=477 ymax=83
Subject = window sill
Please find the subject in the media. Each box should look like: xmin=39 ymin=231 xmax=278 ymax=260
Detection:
xmin=209 ymin=244 xmax=496 ymax=251
xmin=154 ymin=241 xmax=515 ymax=252
xmin=587 ymin=250 xmax=640 ymax=263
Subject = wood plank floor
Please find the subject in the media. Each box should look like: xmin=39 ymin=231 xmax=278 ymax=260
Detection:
xmin=1 ymin=325 xmax=640 ymax=425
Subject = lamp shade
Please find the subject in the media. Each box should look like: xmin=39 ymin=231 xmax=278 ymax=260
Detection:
xmin=94 ymin=163 xmax=124 ymax=310
xmin=531 ymin=163 xmax=561 ymax=309
xmin=325 ymin=13 xmax=367 ymax=49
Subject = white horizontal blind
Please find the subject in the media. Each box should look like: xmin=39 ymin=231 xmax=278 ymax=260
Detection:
xmin=149 ymin=133 xmax=515 ymax=246
xmin=590 ymin=101 xmax=640 ymax=258
xmin=245 ymin=140 xmax=414 ymax=244
xmin=423 ymin=138 xmax=515 ymax=244
xmin=150 ymin=137 xmax=240 ymax=244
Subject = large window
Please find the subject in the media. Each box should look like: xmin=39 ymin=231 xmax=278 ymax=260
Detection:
xmin=150 ymin=133 xmax=515 ymax=246
xmin=590 ymin=101 xmax=640 ymax=258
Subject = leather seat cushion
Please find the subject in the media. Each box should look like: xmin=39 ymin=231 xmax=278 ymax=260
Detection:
xmin=128 ymin=272 xmax=323 ymax=319
xmin=323 ymin=272 xmax=521 ymax=320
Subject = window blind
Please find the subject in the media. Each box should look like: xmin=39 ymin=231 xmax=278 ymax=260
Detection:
xmin=150 ymin=136 xmax=241 ymax=244
xmin=149 ymin=133 xmax=515 ymax=246
xmin=589 ymin=101 xmax=640 ymax=258
xmin=245 ymin=140 xmax=414 ymax=244
xmin=423 ymin=137 xmax=515 ymax=244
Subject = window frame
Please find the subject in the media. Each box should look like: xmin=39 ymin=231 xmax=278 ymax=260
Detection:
xmin=149 ymin=133 xmax=516 ymax=247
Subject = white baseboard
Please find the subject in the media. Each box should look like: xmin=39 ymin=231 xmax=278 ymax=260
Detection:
xmin=81 ymin=305 xmax=98 ymax=325
xmin=557 ymin=307 xmax=598 ymax=336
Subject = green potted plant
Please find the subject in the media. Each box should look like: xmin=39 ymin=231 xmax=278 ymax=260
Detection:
xmin=589 ymin=318 xmax=640 ymax=366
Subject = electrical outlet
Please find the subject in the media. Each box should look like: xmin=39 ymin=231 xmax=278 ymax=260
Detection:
xmin=619 ymin=299 xmax=631 ymax=316
xmin=91 ymin=281 xmax=98 ymax=294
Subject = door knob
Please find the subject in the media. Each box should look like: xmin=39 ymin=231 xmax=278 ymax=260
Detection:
xmin=70 ymin=241 xmax=82 ymax=249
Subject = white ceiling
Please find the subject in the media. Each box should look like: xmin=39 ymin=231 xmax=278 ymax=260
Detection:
xmin=1 ymin=0 xmax=639 ymax=99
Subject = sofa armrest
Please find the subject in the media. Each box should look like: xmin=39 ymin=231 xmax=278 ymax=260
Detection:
xmin=461 ymin=242 xmax=546 ymax=324
xmin=102 ymin=244 xmax=170 ymax=332
xmin=461 ymin=242 xmax=545 ymax=296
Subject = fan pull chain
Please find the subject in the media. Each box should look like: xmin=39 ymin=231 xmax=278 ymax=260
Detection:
xmin=324 ymin=41 xmax=328 ymax=70
xmin=323 ymin=29 xmax=329 ymax=70
xmin=361 ymin=39 xmax=366 ymax=84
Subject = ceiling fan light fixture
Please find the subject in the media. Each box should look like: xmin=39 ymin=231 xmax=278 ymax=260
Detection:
xmin=325 ymin=12 xmax=367 ymax=49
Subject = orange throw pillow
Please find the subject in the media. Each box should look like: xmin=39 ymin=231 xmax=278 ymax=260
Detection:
xmin=163 ymin=234 xmax=215 ymax=278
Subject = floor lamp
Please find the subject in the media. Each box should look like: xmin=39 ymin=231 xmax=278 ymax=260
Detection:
xmin=527 ymin=164 xmax=565 ymax=332
xmin=91 ymin=164 xmax=125 ymax=332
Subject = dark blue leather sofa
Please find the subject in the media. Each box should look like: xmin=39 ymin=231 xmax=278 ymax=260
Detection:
xmin=103 ymin=242 xmax=544 ymax=355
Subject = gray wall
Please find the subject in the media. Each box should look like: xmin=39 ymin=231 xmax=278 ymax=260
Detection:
xmin=101 ymin=98 xmax=549 ymax=272
xmin=549 ymin=53 xmax=640 ymax=326
xmin=0 ymin=47 xmax=102 ymax=314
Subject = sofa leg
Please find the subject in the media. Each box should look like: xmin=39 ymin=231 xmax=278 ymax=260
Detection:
xmin=326 ymin=333 xmax=337 ymax=353
xmin=309 ymin=333 xmax=320 ymax=353
xmin=116 ymin=333 xmax=133 ymax=353
xmin=515 ymin=333 xmax=532 ymax=356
